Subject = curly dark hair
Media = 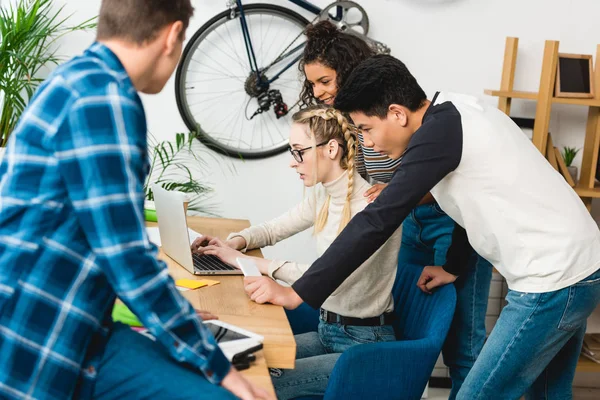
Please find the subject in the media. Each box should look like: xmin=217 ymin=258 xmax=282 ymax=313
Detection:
xmin=299 ymin=21 xmax=375 ymax=107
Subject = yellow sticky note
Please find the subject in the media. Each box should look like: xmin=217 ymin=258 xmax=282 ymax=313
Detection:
xmin=196 ymin=279 xmax=220 ymax=287
xmin=175 ymin=279 xmax=208 ymax=290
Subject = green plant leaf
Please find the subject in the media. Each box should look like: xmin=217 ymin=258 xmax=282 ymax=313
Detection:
xmin=561 ymin=146 xmax=580 ymax=167
xmin=0 ymin=0 xmax=97 ymax=147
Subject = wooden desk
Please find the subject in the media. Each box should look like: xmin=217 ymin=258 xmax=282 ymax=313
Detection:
xmin=149 ymin=216 xmax=296 ymax=393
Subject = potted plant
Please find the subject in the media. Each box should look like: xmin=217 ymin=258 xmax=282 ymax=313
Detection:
xmin=0 ymin=0 xmax=95 ymax=160
xmin=144 ymin=132 xmax=218 ymax=220
xmin=561 ymin=146 xmax=580 ymax=184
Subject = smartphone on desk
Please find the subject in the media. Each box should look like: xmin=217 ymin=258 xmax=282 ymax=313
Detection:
xmin=236 ymin=257 xmax=262 ymax=277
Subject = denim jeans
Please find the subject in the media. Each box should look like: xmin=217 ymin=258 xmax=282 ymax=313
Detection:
xmin=92 ymin=323 xmax=236 ymax=399
xmin=272 ymin=321 xmax=396 ymax=400
xmin=457 ymin=268 xmax=600 ymax=400
xmin=398 ymin=202 xmax=493 ymax=399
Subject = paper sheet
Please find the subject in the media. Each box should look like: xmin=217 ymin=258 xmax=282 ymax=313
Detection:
xmin=187 ymin=228 xmax=203 ymax=245
xmin=146 ymin=227 xmax=162 ymax=247
xmin=145 ymin=227 xmax=204 ymax=247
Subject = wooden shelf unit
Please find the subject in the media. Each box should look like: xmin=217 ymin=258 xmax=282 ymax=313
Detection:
xmin=486 ymin=38 xmax=600 ymax=207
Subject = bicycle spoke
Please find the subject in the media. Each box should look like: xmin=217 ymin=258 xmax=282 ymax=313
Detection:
xmin=250 ymin=15 xmax=267 ymax=72
xmin=260 ymin=16 xmax=274 ymax=65
xmin=247 ymin=14 xmax=258 ymax=67
xmin=202 ymin=35 xmax=247 ymax=71
xmin=272 ymin=28 xmax=296 ymax=65
xmin=211 ymin=27 xmax=239 ymax=58
xmin=266 ymin=111 xmax=286 ymax=141
xmin=187 ymin=91 xmax=239 ymax=107
xmin=209 ymin=104 xmax=241 ymax=133
xmin=258 ymin=14 xmax=265 ymax=64
xmin=185 ymin=69 xmax=245 ymax=78
xmin=185 ymin=77 xmax=242 ymax=84
xmin=188 ymin=57 xmax=244 ymax=83
xmin=273 ymin=83 xmax=301 ymax=91
xmin=243 ymin=106 xmax=259 ymax=149
xmin=224 ymin=21 xmax=249 ymax=71
xmin=231 ymin=97 xmax=249 ymax=141
xmin=263 ymin=24 xmax=283 ymax=61
xmin=232 ymin=107 xmax=246 ymax=147
xmin=265 ymin=114 xmax=279 ymax=143
xmin=262 ymin=113 xmax=275 ymax=147
xmin=272 ymin=77 xmax=302 ymax=83
xmin=197 ymin=93 xmax=246 ymax=119
xmin=218 ymin=101 xmax=244 ymax=140
xmin=186 ymin=89 xmax=240 ymax=96
xmin=190 ymin=51 xmax=244 ymax=83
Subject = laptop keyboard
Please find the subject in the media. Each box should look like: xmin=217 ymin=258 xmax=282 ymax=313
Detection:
xmin=192 ymin=253 xmax=238 ymax=272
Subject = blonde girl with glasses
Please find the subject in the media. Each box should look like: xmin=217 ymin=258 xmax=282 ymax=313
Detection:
xmin=191 ymin=104 xmax=402 ymax=400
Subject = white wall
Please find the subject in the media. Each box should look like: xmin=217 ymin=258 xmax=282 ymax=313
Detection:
xmin=34 ymin=0 xmax=600 ymax=263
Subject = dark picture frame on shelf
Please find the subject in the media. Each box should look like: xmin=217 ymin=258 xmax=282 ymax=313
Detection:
xmin=555 ymin=53 xmax=595 ymax=99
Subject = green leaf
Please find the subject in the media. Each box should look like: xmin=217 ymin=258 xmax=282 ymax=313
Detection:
xmin=561 ymin=146 xmax=581 ymax=167
xmin=0 ymin=0 xmax=97 ymax=146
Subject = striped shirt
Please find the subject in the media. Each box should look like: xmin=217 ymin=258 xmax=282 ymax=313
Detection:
xmin=356 ymin=133 xmax=402 ymax=183
xmin=0 ymin=42 xmax=229 ymax=399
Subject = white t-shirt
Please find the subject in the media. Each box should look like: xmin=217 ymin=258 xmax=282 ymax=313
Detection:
xmin=430 ymin=92 xmax=600 ymax=292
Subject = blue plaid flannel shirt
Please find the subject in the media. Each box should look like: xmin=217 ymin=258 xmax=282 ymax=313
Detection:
xmin=0 ymin=43 xmax=230 ymax=399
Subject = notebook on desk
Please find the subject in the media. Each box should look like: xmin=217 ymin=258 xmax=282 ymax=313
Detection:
xmin=152 ymin=185 xmax=242 ymax=275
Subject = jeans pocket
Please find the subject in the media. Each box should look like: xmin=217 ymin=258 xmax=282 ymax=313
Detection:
xmin=558 ymin=269 xmax=600 ymax=332
xmin=373 ymin=325 xmax=397 ymax=342
xmin=341 ymin=325 xmax=378 ymax=344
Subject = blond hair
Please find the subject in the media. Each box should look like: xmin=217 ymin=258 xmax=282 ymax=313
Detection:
xmin=292 ymin=105 xmax=358 ymax=234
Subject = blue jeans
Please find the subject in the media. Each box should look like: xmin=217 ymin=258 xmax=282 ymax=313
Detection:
xmin=398 ymin=202 xmax=493 ymax=399
xmin=272 ymin=321 xmax=396 ymax=400
xmin=92 ymin=323 xmax=236 ymax=399
xmin=457 ymin=268 xmax=600 ymax=399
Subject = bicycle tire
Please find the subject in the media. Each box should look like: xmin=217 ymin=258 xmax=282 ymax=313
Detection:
xmin=175 ymin=4 xmax=310 ymax=159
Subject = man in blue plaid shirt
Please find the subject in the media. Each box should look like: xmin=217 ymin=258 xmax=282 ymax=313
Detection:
xmin=0 ymin=1 xmax=272 ymax=399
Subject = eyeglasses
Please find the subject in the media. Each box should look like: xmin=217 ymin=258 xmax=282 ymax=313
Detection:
xmin=288 ymin=140 xmax=345 ymax=163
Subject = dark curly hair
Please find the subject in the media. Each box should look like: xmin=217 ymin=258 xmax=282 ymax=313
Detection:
xmin=299 ymin=21 xmax=375 ymax=107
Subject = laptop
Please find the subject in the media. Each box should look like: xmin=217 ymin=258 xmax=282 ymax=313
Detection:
xmin=152 ymin=185 xmax=242 ymax=275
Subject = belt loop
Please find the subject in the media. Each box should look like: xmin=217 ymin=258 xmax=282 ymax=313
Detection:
xmin=380 ymin=315 xmax=384 ymax=326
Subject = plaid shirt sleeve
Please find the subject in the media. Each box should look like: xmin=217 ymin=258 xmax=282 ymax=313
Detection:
xmin=53 ymin=83 xmax=231 ymax=384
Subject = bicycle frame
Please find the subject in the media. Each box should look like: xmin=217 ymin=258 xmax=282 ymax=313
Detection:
xmin=236 ymin=0 xmax=343 ymax=85
xmin=287 ymin=0 xmax=322 ymax=15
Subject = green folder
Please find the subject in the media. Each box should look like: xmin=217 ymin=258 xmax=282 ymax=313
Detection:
xmin=144 ymin=209 xmax=157 ymax=222
xmin=112 ymin=303 xmax=143 ymax=327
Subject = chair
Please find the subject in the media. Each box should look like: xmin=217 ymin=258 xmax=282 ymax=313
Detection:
xmin=285 ymin=264 xmax=457 ymax=400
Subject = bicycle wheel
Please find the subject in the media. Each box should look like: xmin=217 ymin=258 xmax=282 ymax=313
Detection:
xmin=175 ymin=4 xmax=310 ymax=159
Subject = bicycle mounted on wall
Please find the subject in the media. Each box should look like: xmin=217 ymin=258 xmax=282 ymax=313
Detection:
xmin=175 ymin=0 xmax=389 ymax=159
